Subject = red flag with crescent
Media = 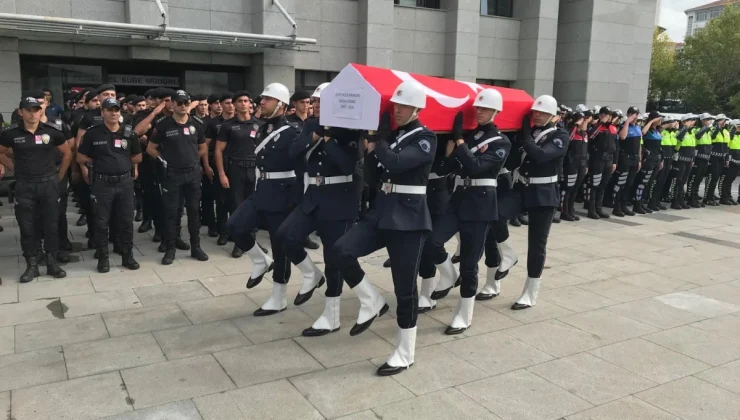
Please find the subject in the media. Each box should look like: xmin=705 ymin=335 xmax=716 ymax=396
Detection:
xmin=319 ymin=63 xmax=534 ymax=132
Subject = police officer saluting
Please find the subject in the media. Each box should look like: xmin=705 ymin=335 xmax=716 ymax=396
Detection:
xmin=500 ymin=95 xmax=569 ymax=310
xmin=147 ymin=90 xmax=209 ymax=265
xmin=334 ymin=80 xmax=436 ymax=376
xmin=77 ymin=98 xmax=142 ymax=272
xmin=0 ymin=97 xmax=72 ymax=282
xmin=425 ymin=89 xmax=511 ymax=334
xmin=215 ymin=91 xmax=260 ymax=258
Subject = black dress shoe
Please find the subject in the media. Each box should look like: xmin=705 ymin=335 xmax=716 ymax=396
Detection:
xmin=138 ymin=220 xmax=152 ymax=233
xmin=509 ymin=217 xmax=521 ymax=227
xmin=518 ymin=214 xmax=529 ymax=225
xmin=349 ymin=304 xmax=389 ymax=336
xmin=152 ymin=231 xmax=162 ymax=242
xmin=303 ymin=237 xmax=320 ymax=250
xmin=217 ymin=234 xmax=228 ymax=246
xmin=191 ymin=248 xmax=209 ymax=261
xmin=134 ymin=211 xmax=143 ymax=222
xmin=294 ymin=277 xmax=326 ymax=306
xmin=231 ymin=246 xmax=243 ymax=258
xmin=122 ymin=254 xmax=140 ymax=270
xmin=377 ymin=363 xmax=412 ymax=376
xmin=560 ymin=212 xmax=575 ymax=222
xmin=97 ymin=257 xmax=110 ymax=273
xmin=246 ymin=263 xmax=274 ymax=289
xmin=511 ymin=302 xmax=532 ymax=310
xmin=258 ymin=243 xmax=269 ymax=254
xmin=445 ymin=325 xmax=467 ymax=335
xmin=383 ymin=258 xmax=391 ymax=268
xmin=302 ymin=325 xmax=340 ymax=337
xmin=162 ymin=249 xmax=176 ymax=265
xmin=430 ymin=275 xmax=462 ymax=300
xmin=20 ymin=262 xmax=39 ymax=283
xmin=253 ymin=307 xmax=286 ymax=317
xmin=175 ymin=238 xmax=191 ymax=251
xmin=417 ymin=305 xmax=436 ymax=313
xmin=475 ymin=291 xmax=498 ymax=301
xmin=451 ymin=255 xmax=461 ymax=264
xmin=76 ymin=214 xmax=87 ymax=226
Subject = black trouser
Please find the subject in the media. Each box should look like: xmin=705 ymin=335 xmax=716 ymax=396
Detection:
xmin=73 ymin=180 xmax=96 ymax=244
xmin=649 ymin=157 xmax=673 ymax=207
xmin=587 ymin=156 xmax=613 ymax=209
xmin=16 ymin=177 xmax=61 ymax=257
xmin=719 ymin=160 xmax=739 ymax=200
xmin=201 ymin=172 xmax=217 ymax=229
xmin=215 ymin=177 xmax=230 ymax=234
xmin=278 ymin=208 xmax=353 ymax=297
xmin=227 ymin=163 xmax=256 ymax=212
xmin=226 ymin=196 xmax=291 ymax=283
xmin=418 ymin=214 xmax=442 ymax=280
xmin=37 ymin=174 xmax=70 ymax=251
xmin=334 ymin=217 xmax=426 ymax=329
xmin=134 ymin=176 xmax=143 ymax=214
xmin=484 ymin=220 xmax=509 ymax=268
xmin=672 ymin=160 xmax=692 ymax=206
xmin=704 ymin=155 xmax=725 ymax=200
xmin=139 ymin=157 xmax=157 ymax=222
xmin=561 ymin=160 xmax=587 ymax=212
xmin=688 ymin=157 xmax=709 ymax=200
xmin=423 ymin=211 xmax=489 ymax=298
xmin=92 ymin=176 xmax=134 ymax=253
xmin=610 ymin=153 xmax=639 ymax=205
xmin=162 ymin=168 xmax=202 ymax=248
xmin=633 ymin=152 xmax=661 ymax=203
xmin=526 ymin=206 xmax=554 ymax=278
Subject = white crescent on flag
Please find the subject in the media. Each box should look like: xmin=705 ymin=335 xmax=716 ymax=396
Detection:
xmin=459 ymin=81 xmax=485 ymax=94
xmin=391 ymin=70 xmax=469 ymax=109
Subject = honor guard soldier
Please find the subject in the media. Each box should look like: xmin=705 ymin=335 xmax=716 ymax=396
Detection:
xmin=0 ymin=97 xmax=72 ymax=282
xmin=77 ymin=98 xmax=142 ymax=273
xmin=334 ymin=80 xmax=437 ymax=376
xmin=499 ymin=95 xmax=569 ymax=310
xmin=423 ymin=89 xmax=511 ymax=334
xmin=276 ymin=113 xmax=362 ymax=334
xmin=215 ymin=91 xmax=261 ymax=258
xmin=147 ymin=90 xmax=209 ymax=265
xmin=225 ymin=83 xmax=305 ymax=315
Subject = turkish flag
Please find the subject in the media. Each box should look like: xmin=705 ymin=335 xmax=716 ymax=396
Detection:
xmin=319 ymin=63 xmax=534 ymax=132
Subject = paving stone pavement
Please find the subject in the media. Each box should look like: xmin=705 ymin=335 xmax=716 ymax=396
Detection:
xmin=1 ymin=200 xmax=740 ymax=420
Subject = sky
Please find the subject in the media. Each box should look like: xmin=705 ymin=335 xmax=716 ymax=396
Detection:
xmin=659 ymin=0 xmax=713 ymax=41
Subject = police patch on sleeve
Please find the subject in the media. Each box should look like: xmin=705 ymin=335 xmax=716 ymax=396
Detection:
xmin=495 ymin=148 xmax=506 ymax=158
xmin=418 ymin=139 xmax=431 ymax=153
xmin=553 ymin=138 xmax=564 ymax=149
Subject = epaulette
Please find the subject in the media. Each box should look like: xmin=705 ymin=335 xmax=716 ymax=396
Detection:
xmin=1 ymin=123 xmax=18 ymax=133
xmin=191 ymin=116 xmax=204 ymax=126
xmin=154 ymin=116 xmax=168 ymax=125
xmin=42 ymin=121 xmax=63 ymax=131
xmin=286 ymin=121 xmax=301 ymax=130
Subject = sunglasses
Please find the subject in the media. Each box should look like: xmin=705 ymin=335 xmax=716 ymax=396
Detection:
xmin=175 ymin=101 xmax=190 ymax=106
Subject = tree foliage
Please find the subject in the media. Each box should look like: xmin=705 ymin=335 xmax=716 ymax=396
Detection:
xmin=674 ymin=5 xmax=740 ymax=114
xmin=648 ymin=28 xmax=678 ymax=106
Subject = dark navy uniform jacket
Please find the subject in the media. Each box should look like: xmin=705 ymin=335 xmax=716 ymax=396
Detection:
xmin=426 ymin=133 xmax=454 ymax=216
xmin=254 ymin=115 xmax=300 ymax=213
xmin=289 ymin=119 xmax=359 ymax=221
xmin=518 ymin=123 xmax=570 ymax=209
xmin=370 ymin=119 xmax=437 ymax=232
xmin=449 ymin=123 xmax=511 ymax=222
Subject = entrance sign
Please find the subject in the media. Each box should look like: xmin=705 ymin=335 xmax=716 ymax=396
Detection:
xmin=107 ymin=74 xmax=180 ymax=87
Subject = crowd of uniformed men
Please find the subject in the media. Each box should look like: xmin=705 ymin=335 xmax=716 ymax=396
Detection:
xmin=0 ymin=78 xmax=738 ymax=376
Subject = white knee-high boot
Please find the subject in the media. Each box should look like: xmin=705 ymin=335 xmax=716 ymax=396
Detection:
xmin=377 ymin=326 xmax=416 ymax=376
xmin=511 ymin=276 xmax=541 ymax=310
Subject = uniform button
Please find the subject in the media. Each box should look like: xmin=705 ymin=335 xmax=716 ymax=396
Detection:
xmin=318 ymin=162 xmax=322 ymax=166
xmin=260 ymin=156 xmax=264 ymax=159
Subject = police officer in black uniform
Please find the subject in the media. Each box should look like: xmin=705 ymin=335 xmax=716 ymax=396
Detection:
xmin=225 ymin=82 xmax=303 ymax=315
xmin=584 ymin=107 xmax=618 ymax=219
xmin=200 ymin=93 xmax=222 ymax=237
xmin=205 ymin=93 xmax=235 ymax=245
xmin=608 ymin=106 xmax=642 ymax=217
xmin=147 ymin=90 xmax=209 ymax=265
xmin=77 ymin=98 xmax=142 ymax=273
xmin=215 ymin=91 xmax=261 ymax=258
xmin=0 ymin=97 xmax=72 ymax=282
xmin=631 ymin=112 xmax=664 ymax=214
xmin=425 ymin=89 xmax=510 ymax=334
xmin=499 ymin=95 xmax=569 ymax=310
xmin=334 ymin=80 xmax=436 ymax=376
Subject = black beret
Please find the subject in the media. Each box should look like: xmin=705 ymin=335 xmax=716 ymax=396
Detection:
xmin=132 ymin=96 xmax=146 ymax=105
xmin=207 ymin=93 xmax=222 ymax=105
xmin=290 ymin=90 xmax=311 ymax=102
xmin=232 ymin=90 xmax=251 ymax=101
xmin=97 ymin=84 xmax=116 ymax=95
xmin=220 ymin=92 xmax=234 ymax=102
xmin=85 ymin=88 xmax=98 ymax=103
xmin=144 ymin=89 xmax=155 ymax=99
xmin=154 ymin=88 xmax=176 ymax=99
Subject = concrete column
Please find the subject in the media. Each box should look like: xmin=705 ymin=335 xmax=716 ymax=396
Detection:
xmin=511 ymin=0 xmax=558 ymax=97
xmin=443 ymin=0 xmax=479 ymax=82
xmin=249 ymin=0 xmax=297 ymax=93
xmin=553 ymin=0 xmax=592 ymax=107
xmin=357 ymin=0 xmax=393 ymax=68
xmin=0 ymin=37 xmax=22 ymax=122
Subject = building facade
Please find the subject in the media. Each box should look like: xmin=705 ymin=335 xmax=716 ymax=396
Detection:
xmin=685 ymin=0 xmax=738 ymax=38
xmin=0 ymin=0 xmax=658 ymax=120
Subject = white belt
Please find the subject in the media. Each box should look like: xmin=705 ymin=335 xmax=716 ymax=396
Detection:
xmin=428 ymin=172 xmax=444 ymax=180
xmin=258 ymin=170 xmax=296 ymax=180
xmin=381 ymin=183 xmax=426 ymax=195
xmin=306 ymin=174 xmax=353 ymax=186
xmin=518 ymin=175 xmax=559 ymax=185
xmin=454 ymin=177 xmax=498 ymax=188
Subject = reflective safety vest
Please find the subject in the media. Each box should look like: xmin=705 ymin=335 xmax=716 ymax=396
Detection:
xmin=730 ymin=133 xmax=740 ymax=150
xmin=678 ymin=129 xmax=697 ymax=149
xmin=661 ymin=130 xmax=677 ymax=146
xmin=696 ymin=129 xmax=712 ymax=145
xmin=713 ymin=128 xmax=730 ymax=144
